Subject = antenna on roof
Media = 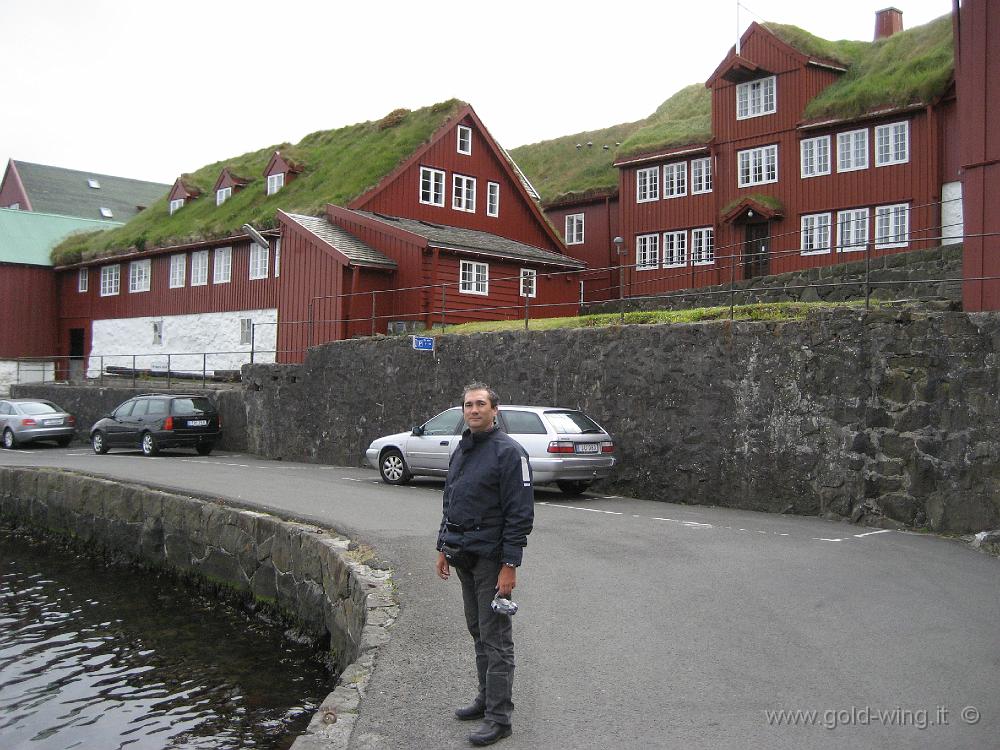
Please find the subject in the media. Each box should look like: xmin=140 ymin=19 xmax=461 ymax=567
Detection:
xmin=736 ymin=1 xmax=741 ymax=56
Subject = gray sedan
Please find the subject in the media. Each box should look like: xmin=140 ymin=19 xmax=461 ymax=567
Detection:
xmin=0 ymin=399 xmax=77 ymax=448
xmin=365 ymin=405 xmax=616 ymax=495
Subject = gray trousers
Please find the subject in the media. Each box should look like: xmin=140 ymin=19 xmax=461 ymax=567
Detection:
xmin=455 ymin=555 xmax=515 ymax=725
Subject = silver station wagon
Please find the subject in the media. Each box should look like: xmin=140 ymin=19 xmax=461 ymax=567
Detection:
xmin=365 ymin=405 xmax=616 ymax=495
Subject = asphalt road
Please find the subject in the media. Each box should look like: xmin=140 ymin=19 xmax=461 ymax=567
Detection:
xmin=1 ymin=443 xmax=997 ymax=750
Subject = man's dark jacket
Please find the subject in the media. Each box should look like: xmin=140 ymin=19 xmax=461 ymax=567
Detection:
xmin=436 ymin=427 xmax=534 ymax=566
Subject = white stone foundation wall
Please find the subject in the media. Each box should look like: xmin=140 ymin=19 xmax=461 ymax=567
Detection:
xmin=941 ymin=181 xmax=964 ymax=246
xmin=88 ymin=309 xmax=278 ymax=377
xmin=0 ymin=359 xmax=56 ymax=397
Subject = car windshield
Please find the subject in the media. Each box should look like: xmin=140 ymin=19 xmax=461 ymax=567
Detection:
xmin=17 ymin=402 xmax=59 ymax=415
xmin=543 ymin=410 xmax=603 ymax=435
xmin=171 ymin=398 xmax=214 ymax=416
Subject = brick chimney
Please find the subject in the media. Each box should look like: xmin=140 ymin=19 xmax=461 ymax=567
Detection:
xmin=874 ymin=7 xmax=904 ymax=40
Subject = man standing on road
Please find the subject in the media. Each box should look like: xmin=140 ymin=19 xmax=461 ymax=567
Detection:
xmin=436 ymin=382 xmax=534 ymax=747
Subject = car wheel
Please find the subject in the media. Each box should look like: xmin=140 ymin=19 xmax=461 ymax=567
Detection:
xmin=91 ymin=431 xmax=108 ymax=455
xmin=557 ymin=480 xmax=591 ymax=496
xmin=195 ymin=442 xmax=214 ymax=456
xmin=141 ymin=432 xmax=159 ymax=457
xmin=379 ymin=449 xmax=411 ymax=485
xmin=2 ymin=429 xmax=16 ymax=449
xmin=56 ymin=436 xmax=73 ymax=447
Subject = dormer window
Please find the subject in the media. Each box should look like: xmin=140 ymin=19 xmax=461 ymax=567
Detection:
xmin=169 ymin=198 xmax=185 ymax=215
xmin=457 ymin=125 xmax=472 ymax=155
xmin=266 ymin=173 xmax=284 ymax=196
xmin=88 ymin=179 xmax=101 ymax=189
xmin=100 ymin=207 xmax=113 ymax=218
xmin=217 ymin=186 xmax=232 ymax=206
xmin=736 ymin=76 xmax=776 ymax=119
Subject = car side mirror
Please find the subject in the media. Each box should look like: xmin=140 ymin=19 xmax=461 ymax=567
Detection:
xmin=412 ymin=425 xmax=424 ymax=436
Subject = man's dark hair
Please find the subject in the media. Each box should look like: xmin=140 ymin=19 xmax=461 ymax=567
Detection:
xmin=463 ymin=381 xmax=499 ymax=408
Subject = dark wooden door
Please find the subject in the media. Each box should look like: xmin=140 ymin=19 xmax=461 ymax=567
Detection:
xmin=743 ymin=223 xmax=770 ymax=279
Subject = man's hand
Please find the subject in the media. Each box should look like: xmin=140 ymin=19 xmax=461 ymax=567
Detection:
xmin=436 ymin=551 xmax=450 ymax=580
xmin=497 ymin=565 xmax=516 ymax=597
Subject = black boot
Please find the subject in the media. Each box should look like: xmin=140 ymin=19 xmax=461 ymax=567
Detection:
xmin=454 ymin=697 xmax=486 ymax=720
xmin=468 ymin=720 xmax=512 ymax=746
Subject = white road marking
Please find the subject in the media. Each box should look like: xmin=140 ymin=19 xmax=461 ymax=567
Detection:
xmin=813 ymin=537 xmax=845 ymax=542
xmin=341 ymin=477 xmax=364 ymax=482
xmin=854 ymin=529 xmax=892 ymax=538
xmin=539 ymin=502 xmax=623 ymax=515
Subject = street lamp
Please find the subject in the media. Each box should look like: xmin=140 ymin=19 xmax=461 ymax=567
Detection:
xmin=614 ymin=236 xmax=625 ymax=323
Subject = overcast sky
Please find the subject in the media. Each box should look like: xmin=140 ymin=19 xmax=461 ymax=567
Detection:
xmin=2 ymin=0 xmax=951 ymax=185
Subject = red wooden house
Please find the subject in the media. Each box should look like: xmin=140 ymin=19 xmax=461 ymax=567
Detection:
xmin=542 ymin=189 xmax=620 ymax=301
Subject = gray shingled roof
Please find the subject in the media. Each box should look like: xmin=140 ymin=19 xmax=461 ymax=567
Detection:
xmin=283 ymin=212 xmax=397 ymax=269
xmin=355 ymin=211 xmax=585 ymax=269
xmin=10 ymin=161 xmax=170 ymax=221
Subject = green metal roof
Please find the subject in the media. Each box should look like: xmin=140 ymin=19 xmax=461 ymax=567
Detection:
xmin=0 ymin=208 xmax=122 ymax=266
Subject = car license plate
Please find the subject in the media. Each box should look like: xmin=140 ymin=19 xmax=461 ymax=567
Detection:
xmin=188 ymin=419 xmax=208 ymax=427
xmin=576 ymin=443 xmax=599 ymax=454
xmin=44 ymin=418 xmax=63 ymax=425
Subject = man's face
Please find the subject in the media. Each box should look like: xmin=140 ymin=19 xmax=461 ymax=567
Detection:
xmin=463 ymin=389 xmax=497 ymax=433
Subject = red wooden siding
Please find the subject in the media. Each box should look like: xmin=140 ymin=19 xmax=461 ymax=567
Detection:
xmin=0 ymin=265 xmax=57 ymax=357
xmin=546 ymin=194 xmax=620 ymax=300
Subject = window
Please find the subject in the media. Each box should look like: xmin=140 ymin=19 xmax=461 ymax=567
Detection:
xmin=100 ymin=265 xmax=120 ymax=296
xmin=152 ymin=321 xmax=163 ymax=346
xmin=129 ymin=259 xmax=151 ymax=292
xmin=636 ymin=234 xmax=659 ymax=270
xmin=77 ymin=268 xmax=88 ymax=293
xmin=737 ymin=145 xmax=778 ymax=187
xmin=421 ymin=409 xmax=463 ymax=436
xmin=520 ymin=268 xmax=537 ymax=298
xmin=486 ymin=182 xmax=500 ymax=217
xmin=457 ymin=125 xmax=472 ymax=155
xmin=875 ymin=203 xmax=909 ymax=248
xmin=249 ymin=243 xmax=269 ymax=279
xmin=692 ymin=228 xmax=714 ymax=265
xmin=691 ymin=157 xmax=712 ymax=194
xmin=216 ymin=186 xmax=231 ymax=206
xmin=420 ymin=167 xmax=445 ymax=206
xmin=452 ymin=174 xmax=476 ymax=212
xmin=191 ymin=250 xmax=209 ymax=286
xmin=565 ymin=213 xmax=584 ymax=245
xmin=662 ymin=231 xmax=687 ymax=267
xmin=636 ymin=167 xmax=659 ymax=202
xmin=801 ymin=213 xmax=832 ymax=255
xmin=266 ymin=172 xmax=284 ymax=195
xmin=875 ymin=121 xmax=909 ymax=166
xmin=213 ymin=247 xmax=232 ymax=283
xmin=169 ymin=253 xmax=186 ymax=288
xmin=169 ymin=198 xmax=184 ymax=215
xmin=99 ymin=207 xmax=113 ymax=218
xmin=837 ymin=129 xmax=869 ymax=172
xmin=240 ymin=318 xmax=253 ymax=345
xmin=663 ymin=162 xmax=687 ymax=198
xmin=460 ymin=260 xmax=488 ymax=295
xmin=274 ymin=237 xmax=281 ymax=277
xmin=837 ymin=208 xmax=869 ymax=253
xmin=800 ymin=136 xmax=831 ymax=178
xmin=736 ymin=76 xmax=776 ymax=119
xmin=502 ymin=410 xmax=546 ymax=435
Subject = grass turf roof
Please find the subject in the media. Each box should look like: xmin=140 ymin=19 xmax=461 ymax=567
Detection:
xmin=51 ymin=100 xmax=465 ymax=265
xmin=615 ymin=84 xmax=712 ymax=161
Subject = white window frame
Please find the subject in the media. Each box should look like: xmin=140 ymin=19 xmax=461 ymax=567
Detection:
xmin=662 ymin=162 xmax=687 ymax=199
xmin=800 ymin=135 xmax=831 ymax=178
xmin=800 ymin=213 xmax=832 ymax=255
xmin=636 ymin=233 xmax=659 ymax=270
xmin=692 ymin=228 xmax=715 ymax=265
xmin=216 ymin=186 xmax=232 ymax=206
xmin=457 ymin=125 xmax=472 ymax=155
xmin=274 ymin=237 xmax=281 ymax=277
xmin=565 ymin=213 xmax=584 ymax=245
xmin=737 ymin=144 xmax=778 ymax=187
xmin=486 ymin=181 xmax=500 ymax=217
xmin=77 ymin=268 xmax=88 ymax=293
xmin=836 ymin=208 xmax=870 ymax=253
xmin=100 ymin=265 xmax=120 ymax=296
xmin=519 ymin=268 xmax=537 ymax=299
xmin=169 ymin=198 xmax=184 ymax=215
xmin=240 ymin=318 xmax=253 ymax=345
xmin=249 ymin=243 xmax=269 ymax=280
xmin=129 ymin=259 xmax=151 ymax=293
xmin=662 ymin=231 xmax=687 ymax=267
xmin=736 ymin=76 xmax=777 ymax=119
xmin=266 ymin=172 xmax=284 ymax=195
xmin=191 ymin=250 xmax=209 ymax=286
xmin=169 ymin=253 xmax=186 ymax=288
xmin=420 ymin=166 xmax=445 ymax=206
xmin=691 ymin=157 xmax=712 ymax=194
xmin=636 ymin=167 xmax=659 ymax=202
xmin=875 ymin=203 xmax=910 ymax=248
xmin=459 ymin=260 xmax=489 ymax=295
xmin=213 ymin=246 xmax=232 ymax=284
xmin=452 ymin=174 xmax=476 ymax=213
xmin=875 ymin=121 xmax=909 ymax=167
xmin=837 ymin=128 xmax=869 ymax=172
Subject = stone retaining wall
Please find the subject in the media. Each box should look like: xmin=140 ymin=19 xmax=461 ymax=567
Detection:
xmin=0 ymin=467 xmax=395 ymax=748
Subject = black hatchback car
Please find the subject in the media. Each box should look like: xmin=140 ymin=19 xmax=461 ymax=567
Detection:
xmin=90 ymin=394 xmax=222 ymax=456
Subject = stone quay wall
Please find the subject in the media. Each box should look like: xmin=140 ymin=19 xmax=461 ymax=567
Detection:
xmin=242 ymin=307 xmax=999 ymax=534
xmin=0 ymin=467 xmax=395 ymax=748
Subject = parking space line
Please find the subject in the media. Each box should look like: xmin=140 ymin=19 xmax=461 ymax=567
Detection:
xmin=539 ymin=502 xmax=623 ymax=515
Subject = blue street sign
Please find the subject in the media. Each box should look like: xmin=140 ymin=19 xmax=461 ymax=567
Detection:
xmin=412 ymin=336 xmax=435 ymax=351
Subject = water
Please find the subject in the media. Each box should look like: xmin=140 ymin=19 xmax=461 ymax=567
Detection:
xmin=0 ymin=529 xmax=334 ymax=749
